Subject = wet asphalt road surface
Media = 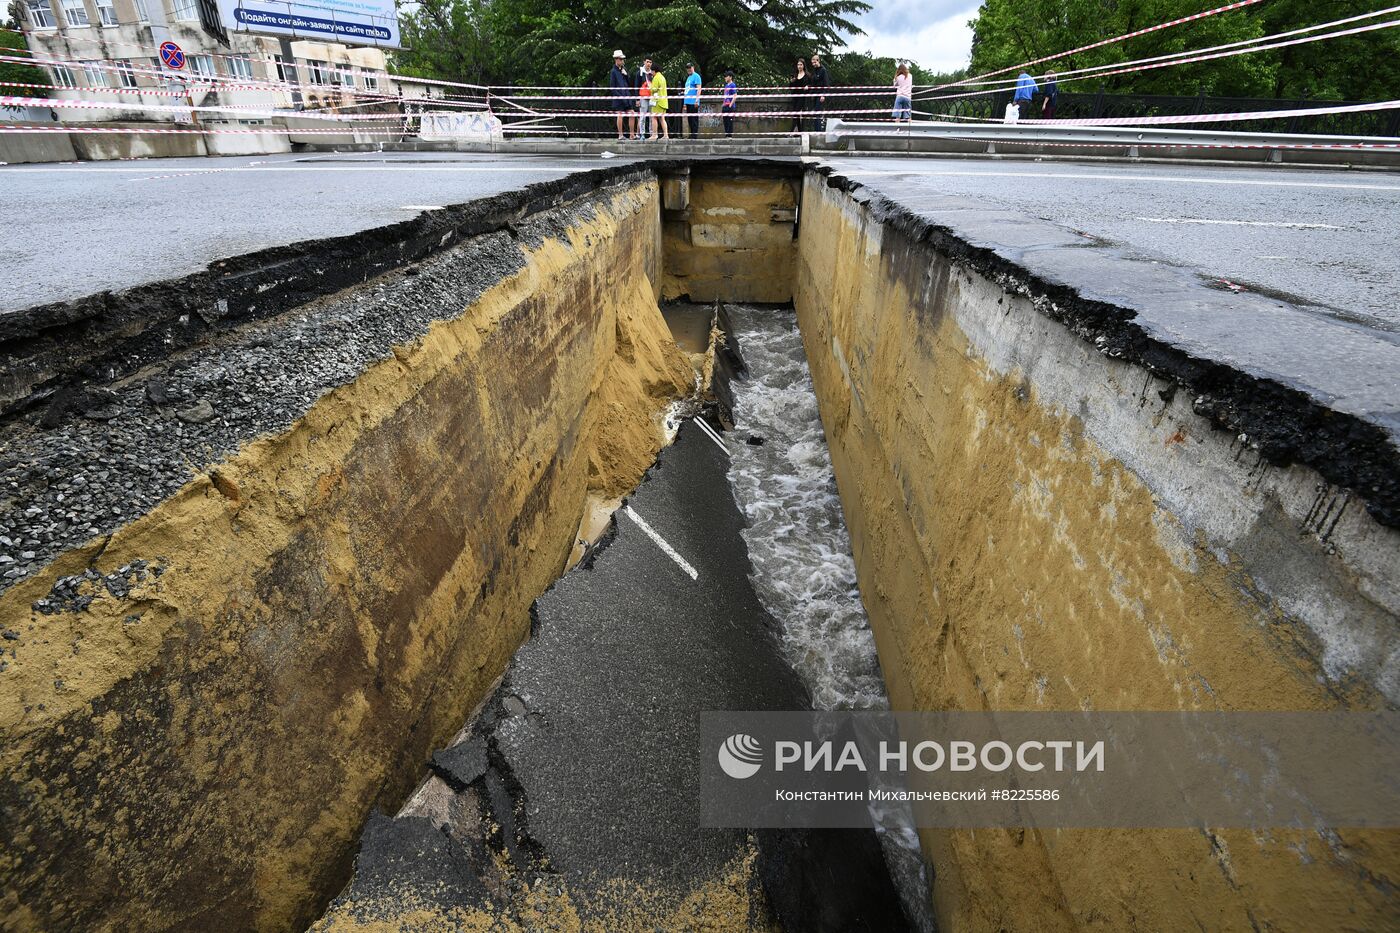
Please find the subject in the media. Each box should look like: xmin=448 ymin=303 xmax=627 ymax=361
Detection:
xmin=821 ymin=156 xmax=1400 ymax=334
xmin=5 ymin=152 xmax=1398 ymax=327
xmin=0 ymin=151 xmax=635 ymax=311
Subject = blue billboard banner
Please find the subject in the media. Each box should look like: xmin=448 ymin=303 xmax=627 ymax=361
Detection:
xmin=216 ymin=0 xmax=400 ymax=48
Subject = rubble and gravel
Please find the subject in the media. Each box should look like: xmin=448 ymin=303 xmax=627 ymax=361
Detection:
xmin=0 ymin=174 xmax=642 ymax=598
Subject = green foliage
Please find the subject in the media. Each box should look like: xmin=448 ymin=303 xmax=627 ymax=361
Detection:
xmin=393 ymin=0 xmax=501 ymax=84
xmin=965 ymin=0 xmax=1400 ymax=100
xmin=825 ymin=50 xmax=962 ymax=90
xmin=2 ymin=6 xmax=46 ymax=91
xmin=392 ymin=0 xmax=870 ymax=88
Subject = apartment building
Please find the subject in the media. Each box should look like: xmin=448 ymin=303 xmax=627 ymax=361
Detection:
xmin=17 ymin=0 xmax=399 ymax=153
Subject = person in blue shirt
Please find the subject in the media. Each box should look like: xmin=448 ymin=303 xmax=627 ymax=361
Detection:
xmin=721 ymin=71 xmax=738 ymax=137
xmin=1012 ymin=71 xmax=1037 ymax=120
xmin=683 ymin=63 xmax=703 ymax=139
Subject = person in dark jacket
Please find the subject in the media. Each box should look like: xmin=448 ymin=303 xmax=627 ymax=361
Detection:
xmin=789 ymin=58 xmax=810 ymax=133
xmin=1041 ymin=70 xmax=1059 ymax=119
xmin=808 ymin=53 xmax=829 ymax=131
xmin=609 ymin=49 xmax=636 ymax=139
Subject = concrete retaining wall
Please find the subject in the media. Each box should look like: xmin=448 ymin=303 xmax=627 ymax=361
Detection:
xmin=0 ymin=125 xmax=295 ymax=163
xmin=0 ymin=174 xmax=692 ymax=932
xmin=660 ymin=165 xmax=800 ymax=303
xmin=0 ymin=132 xmax=78 ymax=164
xmin=794 ymin=172 xmax=1400 ymax=930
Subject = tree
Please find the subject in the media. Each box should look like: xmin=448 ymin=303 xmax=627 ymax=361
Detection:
xmin=392 ymin=0 xmax=871 ymax=89
xmin=3 ymin=2 xmax=47 ymax=91
xmin=393 ymin=0 xmax=504 ymax=85
xmin=965 ymin=0 xmax=1400 ymax=100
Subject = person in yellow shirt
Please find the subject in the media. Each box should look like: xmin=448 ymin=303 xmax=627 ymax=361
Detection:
xmin=648 ymin=66 xmax=670 ymax=140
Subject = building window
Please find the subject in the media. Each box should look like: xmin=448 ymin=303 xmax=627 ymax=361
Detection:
xmin=274 ymin=55 xmax=297 ymax=84
xmin=363 ymin=70 xmax=379 ymax=91
xmin=169 ymin=0 xmax=197 ymax=20
xmin=26 ymin=0 xmax=57 ymax=28
xmin=305 ymin=60 xmax=329 ymax=85
xmin=94 ymin=0 xmax=117 ymax=25
xmin=226 ymin=56 xmax=253 ymax=80
xmin=60 ymin=0 xmax=90 ymax=27
xmin=81 ymin=60 xmax=107 ymax=86
xmin=117 ymin=60 xmax=140 ymax=87
xmin=50 ymin=64 xmax=77 ymax=87
xmin=132 ymin=0 xmax=149 ymax=19
xmin=190 ymin=54 xmax=216 ymax=77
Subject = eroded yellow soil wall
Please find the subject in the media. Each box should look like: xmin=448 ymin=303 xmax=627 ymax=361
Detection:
xmin=0 ymin=178 xmax=693 ymax=932
xmin=794 ymin=176 xmax=1399 ymax=931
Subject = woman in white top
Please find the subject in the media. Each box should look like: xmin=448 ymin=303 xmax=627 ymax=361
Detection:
xmin=892 ymin=62 xmax=913 ymax=123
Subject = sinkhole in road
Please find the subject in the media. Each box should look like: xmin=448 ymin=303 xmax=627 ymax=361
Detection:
xmin=4 ymin=161 xmax=1396 ymax=933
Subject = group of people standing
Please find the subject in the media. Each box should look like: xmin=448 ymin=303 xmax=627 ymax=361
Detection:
xmin=609 ymin=50 xmax=1010 ymax=138
xmin=610 ymin=51 xmax=737 ymax=140
xmin=608 ymin=49 xmax=818 ymax=139
xmin=1010 ymin=70 xmax=1060 ymax=120
xmin=785 ymin=54 xmax=830 ymax=133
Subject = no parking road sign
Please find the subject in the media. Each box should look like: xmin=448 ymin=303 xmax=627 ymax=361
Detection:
xmin=159 ymin=41 xmax=185 ymax=70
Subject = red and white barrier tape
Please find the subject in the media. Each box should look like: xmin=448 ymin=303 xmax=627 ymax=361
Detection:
xmin=1018 ymin=98 xmax=1400 ymax=127
xmin=944 ymin=5 xmax=1400 ymax=93
xmin=934 ymin=0 xmax=1266 ymax=92
xmin=0 ymin=94 xmax=430 ymax=122
xmin=0 ymin=79 xmax=189 ymax=98
xmin=0 ymin=52 xmax=492 ymax=106
xmin=1 ymin=37 xmax=486 ymax=96
xmin=917 ymin=16 xmax=1400 ymax=101
xmin=931 ymin=134 xmax=1400 ymax=151
xmin=0 ymin=122 xmax=410 ymax=135
xmin=981 ymin=18 xmax=1400 ymax=99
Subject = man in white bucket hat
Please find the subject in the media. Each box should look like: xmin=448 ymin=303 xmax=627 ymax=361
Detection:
xmin=609 ymin=49 xmax=637 ymax=139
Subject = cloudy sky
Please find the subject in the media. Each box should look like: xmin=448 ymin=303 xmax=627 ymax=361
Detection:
xmin=843 ymin=0 xmax=981 ymax=73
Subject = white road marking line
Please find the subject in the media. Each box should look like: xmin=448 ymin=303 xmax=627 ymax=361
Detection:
xmin=834 ymin=167 xmax=1400 ymax=193
xmin=623 ymin=506 xmax=699 ymax=580
xmin=1134 ymin=216 xmax=1340 ymax=229
xmin=693 ymin=416 xmax=729 ymax=453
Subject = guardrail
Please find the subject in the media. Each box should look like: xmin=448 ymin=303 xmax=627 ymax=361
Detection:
xmin=929 ymin=91 xmax=1400 ymax=138
xmin=818 ymin=120 xmax=1400 ymax=168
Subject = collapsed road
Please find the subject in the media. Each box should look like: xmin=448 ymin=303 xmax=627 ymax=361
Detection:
xmin=1 ymin=154 xmax=1397 ymax=932
xmin=314 ymin=418 xmax=910 ymax=931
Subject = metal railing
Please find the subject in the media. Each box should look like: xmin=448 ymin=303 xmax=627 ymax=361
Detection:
xmin=817 ymin=119 xmax=1400 ymax=167
xmin=925 ymin=91 xmax=1400 ymax=138
xmin=482 ymin=87 xmax=1400 ymax=141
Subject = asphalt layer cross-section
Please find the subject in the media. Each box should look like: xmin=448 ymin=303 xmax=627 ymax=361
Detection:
xmin=323 ymin=420 xmax=909 ymax=931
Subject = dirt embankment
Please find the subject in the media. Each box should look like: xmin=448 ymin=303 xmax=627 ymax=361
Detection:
xmin=0 ymin=173 xmax=693 ymax=933
xmin=794 ymin=171 xmax=1400 ymax=931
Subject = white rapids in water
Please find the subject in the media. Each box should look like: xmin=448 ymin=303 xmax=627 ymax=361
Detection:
xmin=720 ymin=304 xmax=935 ymax=933
xmin=722 ymin=304 xmax=887 ymax=712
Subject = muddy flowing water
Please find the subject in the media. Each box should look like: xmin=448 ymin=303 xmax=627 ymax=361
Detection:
xmin=721 ymin=304 xmax=936 ymax=932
